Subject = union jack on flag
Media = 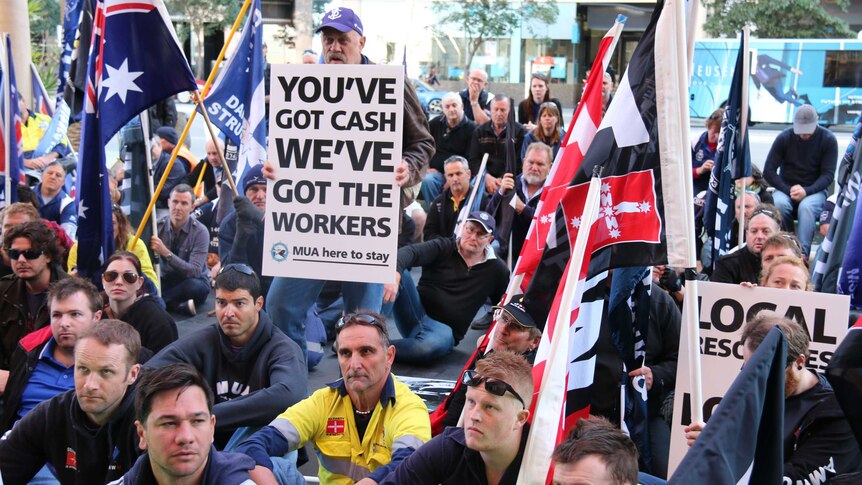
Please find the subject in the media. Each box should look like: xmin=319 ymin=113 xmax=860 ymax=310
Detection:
xmin=76 ymin=0 xmax=196 ymax=278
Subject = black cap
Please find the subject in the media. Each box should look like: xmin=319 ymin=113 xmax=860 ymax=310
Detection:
xmin=493 ymin=294 xmax=536 ymax=328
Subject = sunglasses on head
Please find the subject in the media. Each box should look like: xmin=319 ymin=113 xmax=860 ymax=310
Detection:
xmin=8 ymin=248 xmax=44 ymax=260
xmin=218 ymin=263 xmax=256 ymax=276
xmin=103 ymin=270 xmax=140 ymax=284
xmin=336 ymin=313 xmax=387 ymax=333
xmin=462 ymin=369 xmax=526 ymax=409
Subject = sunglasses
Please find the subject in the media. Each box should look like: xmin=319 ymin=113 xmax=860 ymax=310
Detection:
xmin=336 ymin=313 xmax=387 ymax=333
xmin=103 ymin=270 xmax=140 ymax=284
xmin=8 ymin=248 xmax=44 ymax=260
xmin=218 ymin=263 xmax=256 ymax=276
xmin=462 ymin=369 xmax=526 ymax=409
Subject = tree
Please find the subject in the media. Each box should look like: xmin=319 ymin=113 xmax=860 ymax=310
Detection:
xmin=165 ymin=0 xmax=241 ymax=79
xmin=29 ymin=0 xmax=62 ymax=92
xmin=433 ymin=0 xmax=558 ymax=70
xmin=702 ymin=0 xmax=854 ymax=39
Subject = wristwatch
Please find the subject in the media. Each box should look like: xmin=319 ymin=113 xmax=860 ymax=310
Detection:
xmin=164 ymin=252 xmax=173 ymax=262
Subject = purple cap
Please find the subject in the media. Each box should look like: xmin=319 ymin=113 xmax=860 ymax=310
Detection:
xmin=316 ymin=7 xmax=364 ymax=36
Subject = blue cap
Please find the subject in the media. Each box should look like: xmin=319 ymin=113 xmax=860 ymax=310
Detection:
xmin=466 ymin=211 xmax=495 ymax=235
xmin=316 ymin=7 xmax=364 ymax=36
xmin=241 ymin=164 xmax=266 ymax=193
xmin=155 ymin=126 xmax=178 ymax=145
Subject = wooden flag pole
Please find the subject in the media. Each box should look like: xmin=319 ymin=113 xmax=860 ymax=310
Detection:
xmin=130 ymin=0 xmax=253 ymax=249
xmin=195 ymin=94 xmax=238 ymax=195
xmin=737 ymin=26 xmax=751 ymax=248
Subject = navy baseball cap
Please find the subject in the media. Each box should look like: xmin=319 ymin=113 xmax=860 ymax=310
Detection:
xmin=241 ymin=164 xmax=266 ymax=193
xmin=466 ymin=211 xmax=495 ymax=235
xmin=316 ymin=7 xmax=364 ymax=36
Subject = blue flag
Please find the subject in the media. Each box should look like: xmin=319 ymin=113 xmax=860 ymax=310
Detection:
xmin=76 ymin=0 xmax=196 ymax=278
xmin=704 ymin=34 xmax=751 ymax=270
xmin=670 ymin=327 xmax=785 ymax=484
xmin=57 ymin=0 xmax=84 ymax=104
xmin=1 ymin=35 xmax=24 ymax=205
xmin=200 ymin=0 xmax=266 ymax=181
xmin=31 ymin=63 xmax=54 ymax=117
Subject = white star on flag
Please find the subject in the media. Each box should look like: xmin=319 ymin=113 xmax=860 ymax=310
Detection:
xmin=601 ymin=182 xmax=611 ymax=193
xmin=78 ymin=202 xmax=89 ymax=220
xmin=571 ymin=216 xmax=581 ymax=228
xmin=541 ymin=214 xmax=552 ymax=224
xmin=609 ymin=228 xmax=621 ymax=238
xmin=101 ymin=59 xmax=143 ymax=103
xmin=639 ymin=201 xmax=652 ymax=213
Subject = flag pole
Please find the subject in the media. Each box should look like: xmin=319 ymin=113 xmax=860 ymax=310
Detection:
xmin=139 ymin=110 xmax=161 ymax=296
xmin=193 ymin=150 xmax=208 ymax=196
xmin=737 ymin=26 xmax=751 ymax=249
xmin=130 ymin=0 xmax=253 ymax=249
xmin=455 ymin=153 xmax=488 ymax=237
xmin=2 ymin=34 xmax=10 ymax=206
xmin=516 ymin=174 xmax=604 ymax=485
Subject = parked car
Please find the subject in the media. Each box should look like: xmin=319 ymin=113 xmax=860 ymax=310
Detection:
xmin=411 ymin=78 xmax=448 ymax=116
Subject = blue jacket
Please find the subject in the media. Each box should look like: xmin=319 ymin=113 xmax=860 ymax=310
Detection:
xmin=36 ymin=184 xmax=77 ymax=238
xmin=108 ymin=445 xmax=255 ymax=485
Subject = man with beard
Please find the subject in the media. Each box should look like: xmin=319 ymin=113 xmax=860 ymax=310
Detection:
xmin=486 ymin=142 xmax=553 ymax=264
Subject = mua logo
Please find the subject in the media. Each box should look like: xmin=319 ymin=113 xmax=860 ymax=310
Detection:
xmin=328 ymin=8 xmax=342 ymax=20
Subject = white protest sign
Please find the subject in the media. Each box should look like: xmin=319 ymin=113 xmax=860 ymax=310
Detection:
xmin=667 ymin=281 xmax=850 ymax=475
xmin=263 ymin=64 xmax=403 ymax=284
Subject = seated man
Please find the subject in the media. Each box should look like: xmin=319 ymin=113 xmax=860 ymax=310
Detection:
xmin=187 ymin=137 xmax=226 ymax=208
xmin=152 ymin=184 xmax=210 ymax=315
xmin=0 ymin=220 xmax=67 ymax=369
xmin=152 ymin=127 xmax=190 ymax=207
xmin=0 ymin=320 xmax=143 ymax=483
xmin=109 ymin=364 xmax=256 ymax=485
xmin=486 ymin=141 xmax=553 ymax=262
xmin=384 ymin=211 xmax=509 ymax=364
xmin=424 ymin=156 xmax=486 ymax=241
xmin=34 ymin=161 xmax=77 ymax=239
xmin=0 ymin=277 xmax=102 ymax=434
xmin=763 ymin=104 xmax=838 ymax=256
xmin=552 ymin=415 xmax=640 ymax=485
xmin=420 ymin=93 xmax=477 ymax=204
xmin=148 ymin=264 xmax=306 ymax=448
xmin=236 ymin=312 xmax=431 ymax=484
xmin=18 ymin=95 xmax=71 ymax=171
xmin=711 ymin=206 xmax=781 ymax=285
xmin=468 ymin=95 xmax=526 ymax=195
xmin=219 ymin=165 xmax=271 ymax=295
xmin=379 ymin=351 xmax=533 ymax=484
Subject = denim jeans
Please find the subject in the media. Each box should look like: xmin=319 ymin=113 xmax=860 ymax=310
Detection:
xmin=772 ymin=189 xmax=825 ymax=257
xmin=420 ymin=171 xmax=445 ymax=204
xmin=389 ymin=271 xmax=456 ymax=364
xmin=224 ymin=427 xmax=304 ymax=485
xmin=162 ymin=277 xmax=210 ymax=309
xmin=267 ymin=277 xmax=383 ymax=363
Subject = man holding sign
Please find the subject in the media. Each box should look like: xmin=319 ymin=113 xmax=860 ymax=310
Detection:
xmin=264 ymin=6 xmax=434 ymax=364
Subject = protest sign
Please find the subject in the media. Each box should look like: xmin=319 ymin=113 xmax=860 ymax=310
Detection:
xmin=263 ymin=64 xmax=403 ymax=283
xmin=667 ymin=281 xmax=850 ymax=474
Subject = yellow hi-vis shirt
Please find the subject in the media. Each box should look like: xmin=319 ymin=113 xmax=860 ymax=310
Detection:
xmin=273 ymin=374 xmax=430 ymax=484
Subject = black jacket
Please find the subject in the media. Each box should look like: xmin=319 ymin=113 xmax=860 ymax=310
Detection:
xmin=105 ymin=295 xmax=178 ymax=354
xmin=424 ymin=190 xmax=488 ymax=242
xmin=428 ymin=116 xmax=476 ymax=172
xmin=396 ymin=238 xmax=509 ymax=341
xmin=378 ymin=425 xmax=528 ymax=485
xmin=185 ymin=158 xmax=218 ymax=203
xmin=467 ymin=121 xmax=526 ymax=180
xmin=108 ymin=445 xmax=254 ymax=485
xmin=0 ymin=263 xmax=66 ymax=369
xmin=0 ymin=383 xmax=141 ymax=484
xmin=146 ymin=311 xmax=307 ymax=446
xmin=711 ymin=245 xmax=762 ymax=285
xmin=485 ymin=175 xmax=542 ymax=262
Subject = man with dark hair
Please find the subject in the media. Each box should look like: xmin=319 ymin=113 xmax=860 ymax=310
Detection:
xmin=109 ymin=363 xmax=256 ymax=485
xmin=468 ymin=94 xmax=526 ymax=194
xmin=552 ymin=416 xmax=639 ymax=485
xmin=379 ymin=351 xmax=532 ymax=484
xmin=0 ymin=320 xmax=143 ymax=483
xmin=237 ymin=311 xmax=431 ymax=484
xmin=148 ymin=264 xmax=305 ymax=448
xmin=0 ymin=220 xmax=66 ymax=369
xmin=152 ymin=184 xmax=210 ymax=315
xmin=0 ymin=277 xmax=102 ymax=433
xmin=384 ymin=211 xmax=509 ymax=363
xmin=219 ymin=164 xmax=271 ymax=295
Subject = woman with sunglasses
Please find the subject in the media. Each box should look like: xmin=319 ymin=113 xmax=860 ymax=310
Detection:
xmin=517 ymin=72 xmax=564 ymax=131
xmin=101 ymin=251 xmax=177 ymax=353
xmin=520 ymin=102 xmax=565 ymax=161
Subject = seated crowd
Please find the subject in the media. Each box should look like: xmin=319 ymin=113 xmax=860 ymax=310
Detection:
xmin=1 ymin=27 xmax=860 ymax=484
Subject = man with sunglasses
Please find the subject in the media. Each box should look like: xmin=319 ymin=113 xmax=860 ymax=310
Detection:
xmin=238 ymin=311 xmax=431 ymax=485
xmin=380 ymin=351 xmax=533 ymax=484
xmin=147 ymin=264 xmax=306 ymax=449
xmin=0 ymin=220 xmax=67 ymax=371
xmin=384 ymin=211 xmax=509 ymax=364
xmin=711 ymin=205 xmax=781 ymax=285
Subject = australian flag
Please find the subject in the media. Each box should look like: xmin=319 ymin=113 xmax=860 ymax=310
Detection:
xmin=57 ymin=0 xmax=84 ymax=105
xmin=1 ymin=34 xmax=24 ymax=205
xmin=76 ymin=0 xmax=196 ymax=278
xmin=200 ymin=0 xmax=266 ymax=182
xmin=704 ymin=34 xmax=751 ymax=270
xmin=31 ymin=63 xmax=54 ymax=117
xmin=670 ymin=326 xmax=785 ymax=484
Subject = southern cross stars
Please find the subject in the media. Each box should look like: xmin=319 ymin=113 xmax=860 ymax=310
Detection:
xmin=101 ymin=58 xmax=143 ymax=103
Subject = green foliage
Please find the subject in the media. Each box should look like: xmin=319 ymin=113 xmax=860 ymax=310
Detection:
xmin=702 ymin=0 xmax=854 ymax=39
xmin=433 ymin=0 xmax=558 ymax=69
xmin=28 ymin=0 xmax=62 ymax=93
xmin=164 ymin=0 xmax=242 ymax=78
